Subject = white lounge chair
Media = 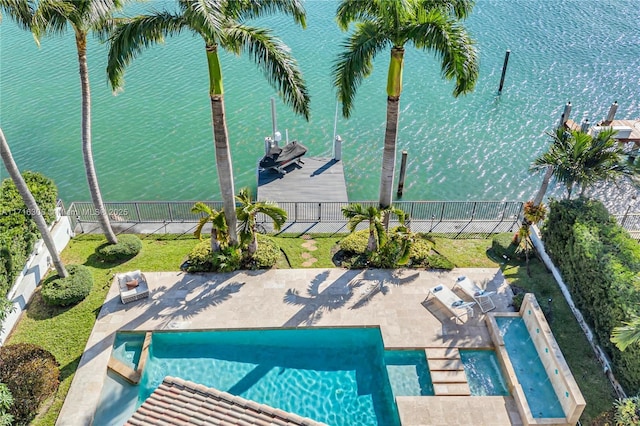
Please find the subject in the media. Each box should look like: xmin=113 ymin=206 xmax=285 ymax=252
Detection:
xmin=117 ymin=270 xmax=150 ymax=304
xmin=426 ymin=285 xmax=475 ymax=323
xmin=453 ymin=276 xmax=496 ymax=313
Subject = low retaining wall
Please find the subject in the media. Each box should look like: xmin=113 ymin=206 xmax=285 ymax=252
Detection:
xmin=0 ymin=214 xmax=74 ymax=345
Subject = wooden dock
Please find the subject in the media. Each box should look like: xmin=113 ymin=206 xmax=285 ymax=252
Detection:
xmin=257 ymin=157 xmax=348 ymax=203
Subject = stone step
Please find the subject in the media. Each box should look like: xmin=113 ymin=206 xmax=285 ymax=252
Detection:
xmin=430 ymin=370 xmax=468 ymax=383
xmin=428 ymin=358 xmax=464 ymax=371
xmin=433 ymin=382 xmax=471 ymax=396
xmin=107 ymin=357 xmax=141 ymax=384
xmin=425 ymin=347 xmax=459 ymax=360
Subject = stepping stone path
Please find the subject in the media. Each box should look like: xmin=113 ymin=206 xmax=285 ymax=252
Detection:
xmin=300 ymin=234 xmax=318 ymax=267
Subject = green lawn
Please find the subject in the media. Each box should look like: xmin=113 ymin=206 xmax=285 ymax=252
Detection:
xmin=7 ymin=233 xmax=616 ymax=425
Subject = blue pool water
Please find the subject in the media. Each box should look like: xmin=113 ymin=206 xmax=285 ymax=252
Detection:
xmin=384 ymin=350 xmax=434 ymax=396
xmin=459 ymin=350 xmax=509 ymax=396
xmin=140 ymin=328 xmax=401 ymax=426
xmin=112 ymin=333 xmax=145 ymax=370
xmin=496 ymin=317 xmax=565 ymax=418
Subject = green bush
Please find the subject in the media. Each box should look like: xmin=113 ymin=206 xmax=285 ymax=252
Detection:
xmin=491 ymin=233 xmax=521 ymax=260
xmin=512 ymin=293 xmax=524 ymax=311
xmin=409 ymin=238 xmax=433 ymax=266
xmin=96 ymin=234 xmax=142 ymax=262
xmin=426 ymin=254 xmax=454 ymax=270
xmin=0 ymin=172 xmax=58 ymax=296
xmin=212 ymin=246 xmax=242 ymax=272
xmin=0 ymin=383 xmax=14 ymax=426
xmin=371 ymin=231 xmax=412 ymax=268
xmin=246 ymin=235 xmax=280 ymax=269
xmin=339 ymin=229 xmax=369 ymax=254
xmin=0 ymin=343 xmax=59 ymax=425
xmin=41 ymin=265 xmax=93 ymax=306
xmin=613 ymin=396 xmax=640 ymax=426
xmin=542 ymin=198 xmax=640 ymax=391
xmin=185 ymin=240 xmax=213 ymax=272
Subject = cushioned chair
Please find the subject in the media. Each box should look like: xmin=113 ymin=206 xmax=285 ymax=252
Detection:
xmin=453 ymin=276 xmax=496 ymax=313
xmin=117 ymin=270 xmax=149 ymax=304
xmin=426 ymin=284 xmax=475 ymax=323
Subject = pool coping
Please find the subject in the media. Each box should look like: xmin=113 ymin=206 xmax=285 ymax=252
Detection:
xmin=57 ymin=268 xmax=522 ymax=425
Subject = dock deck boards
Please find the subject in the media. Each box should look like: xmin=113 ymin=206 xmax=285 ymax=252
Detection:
xmin=257 ymin=157 xmax=348 ymax=203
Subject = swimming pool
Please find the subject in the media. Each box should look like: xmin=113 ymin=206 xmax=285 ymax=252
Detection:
xmin=384 ymin=350 xmax=434 ymax=396
xmin=496 ymin=316 xmax=564 ymax=418
xmin=459 ymin=350 xmax=509 ymax=396
xmin=101 ymin=328 xmax=406 ymax=425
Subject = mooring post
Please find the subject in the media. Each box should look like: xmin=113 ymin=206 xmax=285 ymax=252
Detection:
xmin=558 ymin=101 xmax=572 ymax=129
xmin=334 ymin=135 xmax=342 ymax=161
xmin=396 ymin=150 xmax=408 ymax=197
xmin=498 ymin=50 xmax=511 ymax=94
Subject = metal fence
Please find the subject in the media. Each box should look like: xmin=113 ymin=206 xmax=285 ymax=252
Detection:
xmin=66 ymin=200 xmax=525 ymax=236
xmin=614 ymin=213 xmax=640 ymax=240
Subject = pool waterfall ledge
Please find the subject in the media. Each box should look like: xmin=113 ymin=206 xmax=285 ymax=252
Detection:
xmin=486 ymin=294 xmax=586 ymax=426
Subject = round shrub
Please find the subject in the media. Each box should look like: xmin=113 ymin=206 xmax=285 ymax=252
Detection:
xmin=246 ymin=235 xmax=280 ymax=269
xmin=339 ymin=229 xmax=369 ymax=254
xmin=410 ymin=238 xmax=433 ymax=265
xmin=426 ymin=254 xmax=454 ymax=270
xmin=185 ymin=240 xmax=213 ymax=272
xmin=96 ymin=234 xmax=142 ymax=262
xmin=41 ymin=264 xmax=93 ymax=306
xmin=0 ymin=343 xmax=59 ymax=425
xmin=491 ymin=233 xmax=520 ymax=260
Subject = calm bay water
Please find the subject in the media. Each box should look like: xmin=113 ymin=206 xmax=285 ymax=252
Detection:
xmin=1 ymin=0 xmax=639 ymax=213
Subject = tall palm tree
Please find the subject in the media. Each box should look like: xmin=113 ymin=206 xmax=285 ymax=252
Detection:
xmin=333 ymin=0 xmax=479 ymax=216
xmin=517 ymin=200 xmax=547 ymax=277
xmin=107 ymin=0 xmax=310 ymax=246
xmin=29 ymin=0 xmax=122 ymax=244
xmin=0 ymin=129 xmax=68 ymax=278
xmin=191 ymin=201 xmax=228 ymax=252
xmin=235 ymin=187 xmax=286 ymax=256
xmin=531 ymin=127 xmax=632 ymax=200
xmin=611 ymin=315 xmax=640 ymax=352
xmin=341 ymin=203 xmax=406 ymax=253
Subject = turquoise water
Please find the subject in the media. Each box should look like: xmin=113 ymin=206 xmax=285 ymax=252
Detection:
xmin=459 ymin=349 xmax=509 ymax=396
xmin=496 ymin=316 xmax=565 ymax=419
xmin=139 ymin=328 xmax=401 ymax=426
xmin=112 ymin=332 xmax=145 ymax=370
xmin=1 ymin=1 xmax=639 ymax=209
xmin=384 ymin=350 xmax=434 ymax=396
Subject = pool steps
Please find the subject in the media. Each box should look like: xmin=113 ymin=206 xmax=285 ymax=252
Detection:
xmin=425 ymin=348 xmax=471 ymax=396
xmin=107 ymin=331 xmax=152 ymax=384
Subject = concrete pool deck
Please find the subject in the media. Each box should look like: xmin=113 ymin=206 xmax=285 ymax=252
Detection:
xmin=57 ymin=267 xmax=523 ymax=426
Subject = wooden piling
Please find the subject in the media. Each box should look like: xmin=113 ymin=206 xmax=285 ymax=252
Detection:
xmin=498 ymin=50 xmax=511 ymax=94
xmin=397 ymin=150 xmax=408 ymax=197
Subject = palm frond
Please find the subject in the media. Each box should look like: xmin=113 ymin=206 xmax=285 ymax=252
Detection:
xmin=335 ymin=0 xmax=382 ymax=31
xmin=611 ymin=315 xmax=640 ymax=352
xmin=416 ymin=0 xmax=475 ymax=20
xmin=0 ymin=0 xmax=36 ymax=30
xmin=222 ymin=23 xmax=310 ymax=120
xmin=231 ymin=0 xmax=306 ymax=28
xmin=332 ymin=20 xmax=389 ymax=118
xmin=409 ymin=9 xmax=478 ymax=96
xmin=107 ymin=12 xmax=186 ymax=90
xmin=180 ymin=0 xmax=223 ymax=42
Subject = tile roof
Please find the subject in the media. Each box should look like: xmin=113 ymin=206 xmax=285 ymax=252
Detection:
xmin=125 ymin=376 xmax=326 ymax=426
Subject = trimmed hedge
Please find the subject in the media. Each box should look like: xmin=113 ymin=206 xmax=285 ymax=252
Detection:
xmin=542 ymin=198 xmax=640 ymax=391
xmin=96 ymin=234 xmax=142 ymax=262
xmin=0 ymin=172 xmax=58 ymax=296
xmin=185 ymin=240 xmax=212 ymax=272
xmin=339 ymin=229 xmax=369 ymax=254
xmin=41 ymin=265 xmax=93 ymax=306
xmin=185 ymin=235 xmax=280 ymax=272
xmin=0 ymin=343 xmax=59 ymax=425
xmin=246 ymin=235 xmax=280 ymax=269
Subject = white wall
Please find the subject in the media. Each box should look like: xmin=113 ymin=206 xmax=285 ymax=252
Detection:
xmin=0 ymin=214 xmax=73 ymax=345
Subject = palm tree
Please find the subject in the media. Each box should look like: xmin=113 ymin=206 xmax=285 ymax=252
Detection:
xmin=333 ymin=0 xmax=479 ymax=217
xmin=531 ymin=127 xmax=632 ymax=200
xmin=107 ymin=0 xmax=310 ymax=246
xmin=26 ymin=0 xmax=123 ymax=244
xmin=611 ymin=315 xmax=640 ymax=352
xmin=191 ymin=202 xmax=228 ymax=252
xmin=0 ymin=129 xmax=68 ymax=278
xmin=235 ymin=187 xmax=286 ymax=256
xmin=341 ymin=203 xmax=406 ymax=253
xmin=517 ymin=200 xmax=547 ymax=277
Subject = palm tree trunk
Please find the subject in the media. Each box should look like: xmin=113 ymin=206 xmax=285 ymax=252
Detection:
xmin=76 ymin=30 xmax=117 ymax=244
xmin=533 ymin=166 xmax=553 ymax=206
xmin=207 ymin=43 xmax=238 ymax=245
xmin=379 ymin=47 xmax=404 ymax=228
xmin=0 ymin=129 xmax=68 ymax=278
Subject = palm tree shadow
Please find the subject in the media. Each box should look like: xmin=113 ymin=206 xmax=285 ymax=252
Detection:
xmin=282 ymin=269 xmax=360 ymax=327
xmin=349 ymin=270 xmax=420 ymax=310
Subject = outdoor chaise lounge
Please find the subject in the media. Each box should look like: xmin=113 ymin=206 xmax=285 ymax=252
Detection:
xmin=426 ymin=285 xmax=475 ymax=323
xmin=117 ymin=270 xmax=150 ymax=304
xmin=453 ymin=275 xmax=496 ymax=313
